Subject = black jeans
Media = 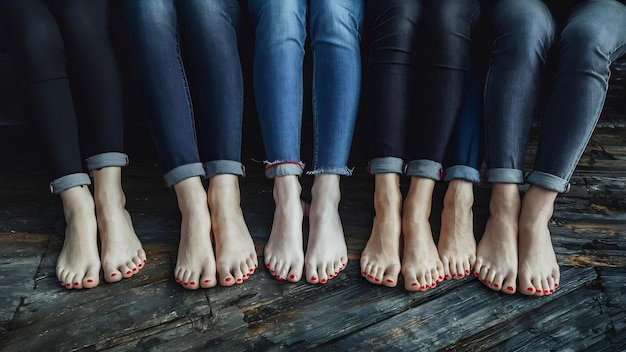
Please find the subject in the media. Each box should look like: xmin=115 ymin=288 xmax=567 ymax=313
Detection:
xmin=0 ymin=0 xmax=125 ymax=185
xmin=365 ymin=0 xmax=481 ymax=180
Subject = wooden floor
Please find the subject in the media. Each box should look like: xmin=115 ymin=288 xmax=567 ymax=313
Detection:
xmin=1 ymin=75 xmax=626 ymax=351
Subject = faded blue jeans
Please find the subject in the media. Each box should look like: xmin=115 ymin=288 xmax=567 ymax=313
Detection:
xmin=485 ymin=0 xmax=626 ymax=193
xmin=248 ymin=0 xmax=364 ymax=178
xmin=123 ymin=0 xmax=245 ymax=187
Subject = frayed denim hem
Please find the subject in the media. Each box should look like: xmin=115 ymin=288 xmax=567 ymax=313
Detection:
xmin=307 ymin=166 xmax=353 ymax=177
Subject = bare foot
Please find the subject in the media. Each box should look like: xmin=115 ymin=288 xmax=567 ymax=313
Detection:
xmin=93 ymin=168 xmax=147 ymax=283
xmin=208 ymin=175 xmax=258 ymax=286
xmin=360 ymin=173 xmax=402 ymax=287
xmin=56 ymin=185 xmax=101 ymax=289
xmin=474 ymin=183 xmax=519 ymax=294
xmin=401 ymin=177 xmax=444 ymax=292
xmin=438 ymin=179 xmax=476 ymax=280
xmin=306 ymin=174 xmax=349 ymax=284
xmin=173 ymin=177 xmax=216 ymax=290
xmin=518 ymin=185 xmax=560 ymax=296
xmin=264 ymin=175 xmax=304 ymax=282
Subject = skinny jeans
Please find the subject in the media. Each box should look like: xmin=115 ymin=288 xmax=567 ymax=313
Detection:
xmin=0 ymin=0 xmax=127 ymax=193
xmin=248 ymin=0 xmax=365 ymax=178
xmin=485 ymin=0 xmax=626 ymax=193
xmin=123 ymin=0 xmax=245 ymax=187
xmin=366 ymin=0 xmax=481 ymax=182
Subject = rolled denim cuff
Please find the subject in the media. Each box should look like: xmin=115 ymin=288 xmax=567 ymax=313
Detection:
xmin=487 ymin=168 xmax=524 ymax=184
xmin=308 ymin=166 xmax=353 ymax=177
xmin=406 ymin=159 xmax=443 ymax=181
xmin=368 ymin=157 xmax=404 ymax=175
xmin=526 ymin=171 xmax=569 ymax=193
xmin=163 ymin=163 xmax=205 ymax=188
xmin=204 ymin=160 xmax=245 ymax=179
xmin=86 ymin=152 xmax=129 ymax=171
xmin=444 ymin=165 xmax=481 ymax=183
xmin=49 ymin=173 xmax=91 ymax=194
xmin=264 ymin=160 xmax=304 ymax=179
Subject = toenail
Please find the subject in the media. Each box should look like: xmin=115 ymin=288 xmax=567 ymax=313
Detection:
xmin=411 ymin=282 xmax=418 ymax=286
xmin=386 ymin=279 xmax=393 ymax=283
xmin=138 ymin=263 xmax=143 ymax=268
xmin=374 ymin=278 xmax=380 ymax=282
xmin=425 ymin=284 xmax=430 ymax=288
xmin=431 ymin=282 xmax=436 ymax=287
xmin=249 ymin=268 xmax=254 ymax=273
xmin=183 ymin=282 xmax=188 ymax=285
xmin=543 ymin=290 xmax=548 ymax=294
xmin=311 ymin=276 xmax=317 ymax=281
xmin=126 ymin=270 xmax=132 ymax=275
xmin=226 ymin=278 xmax=232 ymax=282
xmin=204 ymin=279 xmax=210 ymax=283
xmin=555 ymin=283 xmax=559 ymax=287
xmin=362 ymin=271 xmax=366 ymax=275
xmin=321 ymin=279 xmax=327 ymax=283
xmin=254 ymin=264 xmax=258 ymax=268
xmin=111 ymin=273 xmax=117 ymax=277
xmin=452 ymin=273 xmax=456 ymax=277
xmin=190 ymin=281 xmax=196 ymax=285
xmin=87 ymin=279 xmax=93 ymax=283
xmin=265 ymin=263 xmax=270 ymax=268
xmin=237 ymin=278 xmax=243 ymax=282
xmin=74 ymin=282 xmax=79 ymax=286
xmin=507 ymin=286 xmax=514 ymax=291
xmin=368 ymin=275 xmax=374 ymax=279
xmin=458 ymin=273 xmax=464 ymax=278
xmin=133 ymin=268 xmax=137 ymax=272
xmin=474 ymin=272 xmax=479 ymax=277
xmin=439 ymin=275 xmax=443 ymax=280
xmin=527 ymin=287 xmax=534 ymax=292
xmin=493 ymin=283 xmax=499 ymax=288
xmin=290 ymin=274 xmax=296 ymax=279
xmin=482 ymin=279 xmax=487 ymax=283
xmin=143 ymin=259 xmax=147 ymax=263
xmin=59 ymin=281 xmax=64 ymax=284
xmin=335 ymin=271 xmax=339 ymax=275
xmin=445 ymin=274 xmax=450 ymax=279
xmin=270 ymin=270 xmax=275 ymax=274
xmin=465 ymin=269 xmax=470 ymax=274
xmin=420 ymin=285 xmax=425 ymax=289
xmin=550 ymin=289 xmax=554 ymax=293
xmin=66 ymin=283 xmax=71 ymax=287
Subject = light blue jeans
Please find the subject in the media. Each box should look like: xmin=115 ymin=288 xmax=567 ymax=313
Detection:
xmin=248 ymin=0 xmax=364 ymax=178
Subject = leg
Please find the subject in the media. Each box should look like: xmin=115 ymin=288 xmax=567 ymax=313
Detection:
xmin=0 ymin=0 xmax=99 ymax=289
xmin=306 ymin=0 xmax=364 ymax=284
xmin=179 ymin=0 xmax=257 ymax=286
xmin=123 ymin=0 xmax=212 ymax=289
xmin=52 ymin=0 xmax=147 ymax=282
xmin=439 ymin=68 xmax=484 ymax=280
xmin=248 ymin=0 xmax=307 ymax=282
xmin=476 ymin=0 xmax=554 ymax=294
xmin=522 ymin=0 xmax=626 ymax=296
xmin=361 ymin=0 xmax=421 ymax=287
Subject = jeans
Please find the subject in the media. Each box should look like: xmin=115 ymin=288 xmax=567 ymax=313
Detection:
xmin=485 ymin=0 xmax=626 ymax=193
xmin=366 ymin=0 xmax=481 ymax=181
xmin=0 ymin=0 xmax=127 ymax=193
xmin=528 ymin=0 xmax=626 ymax=193
xmin=248 ymin=0 xmax=364 ymax=178
xmin=123 ymin=0 xmax=245 ymax=187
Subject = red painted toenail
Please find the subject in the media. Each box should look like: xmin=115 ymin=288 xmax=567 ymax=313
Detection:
xmin=74 ymin=282 xmax=79 ymax=286
xmin=411 ymin=282 xmax=418 ymax=286
xmin=452 ymin=273 xmax=456 ymax=277
xmin=133 ymin=268 xmax=137 ymax=272
xmin=329 ymin=274 xmax=334 ymax=278
xmin=143 ymin=259 xmax=147 ymax=263
xmin=425 ymin=284 xmax=430 ymax=288
xmin=368 ymin=275 xmax=374 ymax=279
xmin=431 ymin=282 xmax=436 ymax=287
xmin=528 ymin=287 xmax=534 ymax=292
xmin=493 ymin=283 xmax=499 ymax=288
xmin=237 ymin=278 xmax=243 ymax=283
xmin=474 ymin=272 xmax=479 ymax=277
xmin=439 ymin=275 xmax=443 ymax=280
xmin=87 ymin=279 xmax=93 ymax=283
xmin=226 ymin=278 xmax=232 ymax=282
xmin=59 ymin=281 xmax=64 ymax=284
xmin=374 ymin=278 xmax=380 ymax=282
xmin=270 ymin=270 xmax=275 ymax=274
xmin=254 ymin=264 xmax=258 ymax=268
xmin=183 ymin=282 xmax=188 ymax=285
xmin=66 ymin=283 xmax=71 ymax=287
xmin=506 ymin=286 xmax=513 ymax=291
xmin=555 ymin=283 xmax=559 ymax=287
xmin=138 ymin=264 xmax=143 ymax=268
xmin=550 ymin=289 xmax=554 ymax=293
xmin=126 ymin=270 xmax=132 ymax=275
xmin=190 ymin=281 xmax=196 ymax=285
xmin=311 ymin=276 xmax=317 ymax=281
xmin=458 ymin=273 xmax=464 ymax=278
xmin=362 ymin=271 xmax=366 ymax=275
xmin=465 ymin=269 xmax=470 ymax=274
xmin=111 ymin=273 xmax=117 ymax=277
xmin=445 ymin=274 xmax=450 ymax=279
xmin=204 ymin=279 xmax=210 ymax=283
xmin=249 ymin=268 xmax=254 ymax=273
xmin=335 ymin=271 xmax=339 ymax=275
xmin=265 ymin=263 xmax=270 ymax=268
xmin=386 ymin=279 xmax=393 ymax=283
xmin=290 ymin=274 xmax=296 ymax=279
xmin=543 ymin=290 xmax=548 ymax=294
xmin=321 ymin=278 xmax=327 ymax=283
xmin=482 ymin=279 xmax=487 ymax=283
xmin=420 ymin=285 xmax=425 ymax=289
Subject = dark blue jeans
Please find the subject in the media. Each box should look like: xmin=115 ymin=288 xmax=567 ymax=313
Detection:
xmin=123 ymin=0 xmax=245 ymax=187
xmin=366 ymin=0 xmax=481 ymax=181
xmin=0 ymin=0 xmax=128 ymax=193
xmin=485 ymin=0 xmax=626 ymax=193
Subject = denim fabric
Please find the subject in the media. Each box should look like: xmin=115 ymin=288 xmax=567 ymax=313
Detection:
xmin=86 ymin=152 xmax=129 ymax=171
xmin=528 ymin=0 xmax=626 ymax=193
xmin=365 ymin=0 xmax=480 ymax=181
xmin=443 ymin=68 xmax=483 ymax=183
xmin=50 ymin=173 xmax=91 ymax=194
xmin=484 ymin=0 xmax=555 ymax=184
xmin=368 ymin=157 xmax=405 ymax=175
xmin=248 ymin=0 xmax=364 ymax=178
xmin=123 ymin=0 xmax=245 ymax=187
xmin=0 ymin=0 xmax=125 ymax=184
